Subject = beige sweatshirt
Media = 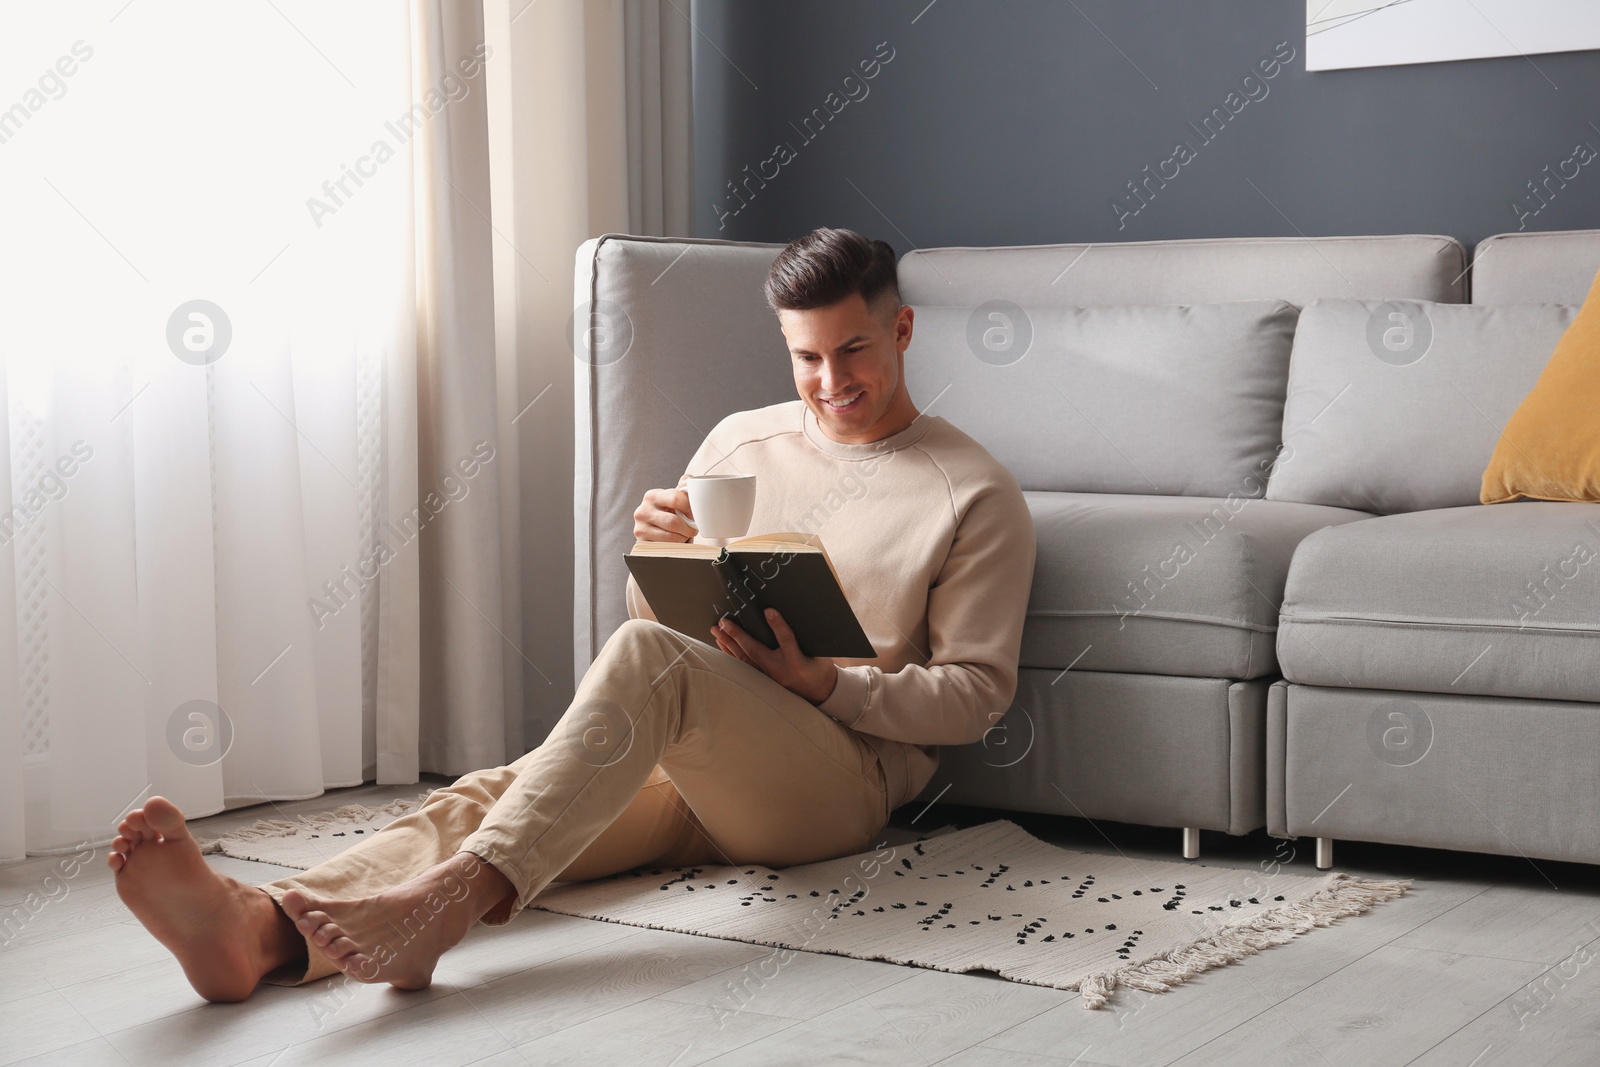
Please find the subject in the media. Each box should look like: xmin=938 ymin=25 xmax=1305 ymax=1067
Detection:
xmin=624 ymin=399 xmax=1036 ymax=810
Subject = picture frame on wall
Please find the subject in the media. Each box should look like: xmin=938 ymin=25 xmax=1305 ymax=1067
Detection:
xmin=1307 ymin=0 xmax=1600 ymax=72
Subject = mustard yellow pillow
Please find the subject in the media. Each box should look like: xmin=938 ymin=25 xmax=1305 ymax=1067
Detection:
xmin=1481 ymin=265 xmax=1600 ymax=503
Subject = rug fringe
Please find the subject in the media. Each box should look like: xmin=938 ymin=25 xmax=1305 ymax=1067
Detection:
xmin=1075 ymin=874 xmax=1410 ymax=1009
xmin=197 ymin=792 xmax=431 ymax=852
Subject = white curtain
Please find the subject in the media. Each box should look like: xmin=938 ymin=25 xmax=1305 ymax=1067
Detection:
xmin=0 ymin=0 xmax=501 ymax=859
xmin=0 ymin=0 xmax=692 ymax=861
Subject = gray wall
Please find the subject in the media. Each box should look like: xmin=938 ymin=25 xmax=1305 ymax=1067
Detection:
xmin=691 ymin=0 xmax=1600 ymax=253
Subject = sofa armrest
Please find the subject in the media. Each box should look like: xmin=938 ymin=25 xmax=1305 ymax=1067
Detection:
xmin=572 ymin=234 xmax=793 ymax=677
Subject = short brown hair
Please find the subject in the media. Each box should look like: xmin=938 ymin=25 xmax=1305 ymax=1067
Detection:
xmin=763 ymin=227 xmax=900 ymax=320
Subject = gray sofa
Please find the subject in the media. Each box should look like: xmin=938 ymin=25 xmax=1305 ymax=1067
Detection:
xmin=1268 ymin=228 xmax=1600 ymax=868
xmin=572 ymin=228 xmax=1600 ymax=868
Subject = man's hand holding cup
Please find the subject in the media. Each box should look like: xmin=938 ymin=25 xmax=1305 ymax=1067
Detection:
xmin=633 ymin=476 xmax=697 ymax=543
xmin=633 ymin=474 xmax=757 ymax=547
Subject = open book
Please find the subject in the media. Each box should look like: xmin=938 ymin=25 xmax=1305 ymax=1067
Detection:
xmin=625 ymin=532 xmax=876 ymax=659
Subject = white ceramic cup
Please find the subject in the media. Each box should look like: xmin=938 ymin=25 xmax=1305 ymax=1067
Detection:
xmin=684 ymin=474 xmax=756 ymax=547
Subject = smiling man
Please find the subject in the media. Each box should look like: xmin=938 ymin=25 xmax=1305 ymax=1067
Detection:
xmin=107 ymin=226 xmax=1036 ymax=1001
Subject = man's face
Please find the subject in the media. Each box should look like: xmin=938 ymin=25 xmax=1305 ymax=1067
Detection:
xmin=779 ymin=292 xmax=915 ymax=445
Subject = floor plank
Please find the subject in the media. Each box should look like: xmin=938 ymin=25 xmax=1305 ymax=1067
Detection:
xmin=0 ymin=989 xmax=106 ymax=1067
xmin=1165 ymin=945 xmax=1546 ymax=1067
xmin=695 ymin=999 xmax=935 ymax=1066
xmin=863 ymin=967 xmax=1072 ymax=1061
xmin=101 ymin=972 xmax=462 ymax=1067
xmin=266 ymin=992 xmax=520 ymax=1067
xmin=8 ymin=1038 xmax=132 ymax=1067
xmin=53 ymin=957 xmax=216 ymax=1034
xmin=0 ymin=879 xmax=135 ymax=952
xmin=0 ymin=921 xmax=172 ymax=1006
xmin=511 ymin=993 xmax=796 ymax=1065
xmin=1389 ymin=882 xmax=1600 ymax=965
xmin=456 ymin=925 xmax=774 ymax=1047
xmin=1409 ymin=928 xmax=1600 ymax=1067
xmin=653 ymin=941 xmax=918 ymax=1022
xmin=939 ymin=1047 xmax=1113 ymax=1066
xmin=0 ymin=849 xmax=117 ymax=908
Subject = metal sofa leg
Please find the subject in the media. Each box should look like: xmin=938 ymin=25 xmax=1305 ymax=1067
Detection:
xmin=1182 ymin=827 xmax=1200 ymax=860
xmin=1316 ymin=837 xmax=1334 ymax=870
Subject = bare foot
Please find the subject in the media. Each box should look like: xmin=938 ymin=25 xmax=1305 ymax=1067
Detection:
xmin=280 ymin=853 xmax=511 ymax=991
xmin=109 ymin=796 xmax=302 ymax=1002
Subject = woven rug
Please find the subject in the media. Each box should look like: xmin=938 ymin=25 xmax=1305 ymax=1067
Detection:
xmin=206 ymin=800 xmax=1408 ymax=1009
xmin=198 ymin=795 xmax=430 ymax=869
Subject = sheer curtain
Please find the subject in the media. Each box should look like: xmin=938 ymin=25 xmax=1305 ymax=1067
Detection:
xmin=0 ymin=0 xmax=693 ymax=861
xmin=0 ymin=0 xmax=519 ymax=859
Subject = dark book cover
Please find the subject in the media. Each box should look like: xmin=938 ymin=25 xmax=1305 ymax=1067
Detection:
xmin=624 ymin=549 xmax=876 ymax=659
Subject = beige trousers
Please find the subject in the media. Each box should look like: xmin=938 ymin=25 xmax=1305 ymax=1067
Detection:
xmin=259 ymin=619 xmax=891 ymax=984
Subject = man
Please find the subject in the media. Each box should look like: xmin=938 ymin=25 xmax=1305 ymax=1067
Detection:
xmin=108 ymin=227 xmax=1036 ymax=1001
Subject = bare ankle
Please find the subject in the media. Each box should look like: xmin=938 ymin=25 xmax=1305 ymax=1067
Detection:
xmin=256 ymin=889 xmax=308 ymax=975
xmin=443 ymin=851 xmax=517 ymax=925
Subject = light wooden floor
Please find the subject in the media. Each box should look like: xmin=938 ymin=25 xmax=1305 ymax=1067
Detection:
xmin=3 ymin=780 xmax=1598 ymax=1067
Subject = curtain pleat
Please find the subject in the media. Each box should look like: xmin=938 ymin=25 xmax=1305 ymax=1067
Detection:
xmin=624 ymin=0 xmax=695 ymax=237
xmin=411 ymin=0 xmax=520 ymax=776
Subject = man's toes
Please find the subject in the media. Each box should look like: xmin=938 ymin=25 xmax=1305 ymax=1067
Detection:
xmin=324 ymin=935 xmax=360 ymax=959
xmin=107 ymin=851 xmax=125 ymax=872
xmin=291 ymin=912 xmax=350 ymax=952
xmin=293 ymin=909 xmax=333 ymax=937
xmin=280 ymin=888 xmax=314 ymax=922
xmin=141 ymin=797 xmax=189 ymax=839
xmin=308 ymin=922 xmax=347 ymax=950
xmin=118 ymin=816 xmax=146 ymax=844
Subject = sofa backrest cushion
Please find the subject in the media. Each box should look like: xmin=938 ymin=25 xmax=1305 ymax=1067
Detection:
xmin=905 ymin=301 xmax=1298 ymax=496
xmin=898 ymin=234 xmax=1468 ymax=308
xmin=1470 ymin=230 xmax=1600 ymax=305
xmin=1266 ymin=299 xmax=1579 ymax=514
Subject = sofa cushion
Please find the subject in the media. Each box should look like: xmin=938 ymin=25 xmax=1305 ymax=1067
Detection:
xmin=1022 ymin=490 xmax=1370 ymax=679
xmin=1266 ymin=300 xmax=1578 ymax=514
xmin=906 ymin=301 xmax=1298 ymax=496
xmin=1279 ymin=503 xmax=1600 ymax=703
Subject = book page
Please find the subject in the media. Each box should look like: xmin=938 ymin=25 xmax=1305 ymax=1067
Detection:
xmin=728 ymin=531 xmax=822 ymax=552
xmin=629 ymin=532 xmax=822 ymax=556
xmin=629 ymin=540 xmax=724 ymax=558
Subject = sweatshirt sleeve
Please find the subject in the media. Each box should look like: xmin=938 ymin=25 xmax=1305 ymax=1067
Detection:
xmin=817 ymin=473 xmax=1036 ymax=746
